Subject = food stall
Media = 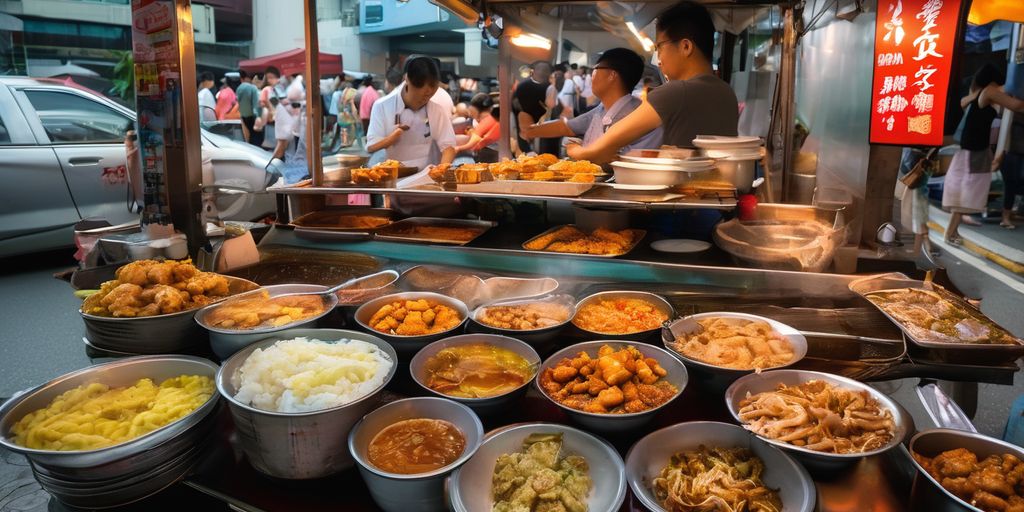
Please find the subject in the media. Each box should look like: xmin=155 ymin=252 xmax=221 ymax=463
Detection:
xmin=2 ymin=1 xmax=1024 ymax=512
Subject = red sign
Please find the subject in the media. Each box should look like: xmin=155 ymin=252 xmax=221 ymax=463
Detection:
xmin=870 ymin=0 xmax=962 ymax=146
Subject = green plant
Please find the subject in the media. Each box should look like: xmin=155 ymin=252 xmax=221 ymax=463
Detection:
xmin=110 ymin=50 xmax=134 ymax=104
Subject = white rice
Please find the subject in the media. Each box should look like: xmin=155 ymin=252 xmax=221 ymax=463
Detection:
xmin=231 ymin=337 xmax=393 ymax=413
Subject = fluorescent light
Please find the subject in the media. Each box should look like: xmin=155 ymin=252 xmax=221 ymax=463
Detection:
xmin=626 ymin=21 xmax=654 ymax=53
xmin=510 ymin=33 xmax=551 ymax=50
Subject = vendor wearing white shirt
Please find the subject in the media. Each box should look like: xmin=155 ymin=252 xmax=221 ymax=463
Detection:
xmin=366 ymin=56 xmax=456 ymax=185
xmin=521 ymin=48 xmax=662 ymax=154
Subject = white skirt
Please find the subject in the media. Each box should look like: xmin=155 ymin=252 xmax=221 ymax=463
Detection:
xmin=942 ymin=149 xmax=992 ymax=213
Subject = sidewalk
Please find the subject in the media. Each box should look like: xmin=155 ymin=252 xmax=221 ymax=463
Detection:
xmin=927 ymin=204 xmax=1024 ymax=278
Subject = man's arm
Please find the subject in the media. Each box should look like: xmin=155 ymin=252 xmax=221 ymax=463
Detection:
xmin=439 ymin=146 xmax=456 ymax=165
xmin=521 ymin=118 xmax=573 ymax=139
xmin=567 ymin=101 xmax=662 ymax=163
xmin=431 ymin=103 xmax=458 ymax=162
xmin=272 ymin=139 xmax=289 ymax=159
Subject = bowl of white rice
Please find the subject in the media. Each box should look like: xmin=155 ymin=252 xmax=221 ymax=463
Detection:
xmin=216 ymin=328 xmax=397 ymax=479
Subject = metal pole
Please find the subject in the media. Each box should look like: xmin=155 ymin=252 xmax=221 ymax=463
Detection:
xmin=555 ymin=17 xmax=564 ymax=64
xmin=498 ymin=31 xmax=513 ymax=160
xmin=778 ymin=5 xmax=798 ymax=202
xmin=304 ymin=0 xmax=324 ymax=187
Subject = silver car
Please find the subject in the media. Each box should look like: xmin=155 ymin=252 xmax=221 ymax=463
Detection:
xmin=0 ymin=77 xmax=277 ymax=258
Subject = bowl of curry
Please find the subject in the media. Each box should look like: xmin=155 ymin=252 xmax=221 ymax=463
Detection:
xmin=572 ymin=291 xmax=674 ymax=341
xmin=536 ymin=341 xmax=687 ymax=432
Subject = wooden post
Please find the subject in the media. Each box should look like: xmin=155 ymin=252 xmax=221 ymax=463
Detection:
xmin=304 ymin=0 xmax=324 ymax=187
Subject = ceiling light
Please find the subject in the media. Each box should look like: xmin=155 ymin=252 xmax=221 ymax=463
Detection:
xmin=625 ymin=21 xmax=654 ymax=53
xmin=510 ymin=32 xmax=552 ymax=50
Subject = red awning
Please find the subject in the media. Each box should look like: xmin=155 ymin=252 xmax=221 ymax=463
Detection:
xmin=238 ymin=48 xmax=343 ymax=77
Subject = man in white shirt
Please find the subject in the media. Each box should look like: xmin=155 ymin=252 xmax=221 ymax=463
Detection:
xmin=367 ymin=56 xmax=457 ymax=186
xmin=197 ymin=72 xmax=216 ymax=122
xmin=272 ymin=83 xmax=309 ymax=183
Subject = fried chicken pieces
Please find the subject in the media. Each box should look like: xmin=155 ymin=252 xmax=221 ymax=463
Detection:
xmin=539 ymin=344 xmax=677 ymax=414
xmin=82 ymin=260 xmax=233 ymax=318
xmin=914 ymin=448 xmax=1024 ymax=512
xmin=367 ymin=299 xmax=462 ymax=336
xmin=525 ymin=226 xmax=643 ymax=256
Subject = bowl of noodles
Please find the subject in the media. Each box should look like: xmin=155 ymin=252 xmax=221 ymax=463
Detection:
xmin=662 ymin=312 xmax=808 ymax=388
xmin=724 ymin=369 xmax=910 ymax=471
xmin=626 ymin=421 xmax=816 ymax=512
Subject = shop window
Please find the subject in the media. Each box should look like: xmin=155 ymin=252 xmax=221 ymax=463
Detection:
xmin=23 ymin=90 xmax=130 ymax=144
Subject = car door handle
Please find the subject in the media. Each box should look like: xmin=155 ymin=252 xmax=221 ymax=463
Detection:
xmin=68 ymin=157 xmax=102 ymax=166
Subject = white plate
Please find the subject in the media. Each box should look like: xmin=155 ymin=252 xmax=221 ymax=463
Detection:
xmin=692 ymin=135 xmax=762 ymax=149
xmin=650 ymin=239 xmax=712 ymax=253
xmin=610 ymin=160 xmax=715 ymax=173
xmin=609 ymin=183 xmax=669 ymax=191
xmin=620 ymin=155 xmax=686 ymax=166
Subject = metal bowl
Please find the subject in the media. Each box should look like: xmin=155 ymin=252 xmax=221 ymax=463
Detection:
xmin=196 ymin=284 xmax=335 ymax=360
xmin=333 ymin=269 xmax=402 ymax=322
xmin=572 ymin=290 xmax=674 ymax=342
xmin=353 ymin=292 xmax=470 ymax=359
xmin=80 ymin=275 xmax=260 ymax=354
xmin=536 ymin=341 xmax=687 ymax=433
xmin=626 ymin=421 xmax=816 ymax=512
xmin=724 ymin=369 xmax=909 ymax=471
xmin=468 ymin=294 xmax=576 ymax=355
xmin=216 ymin=328 xmax=398 ymax=479
xmin=908 ymin=429 xmax=1024 ymax=512
xmin=409 ymin=334 xmax=541 ymax=415
xmin=448 ymin=422 xmax=627 ymax=512
xmin=662 ymin=312 xmax=809 ymax=389
xmin=0 ymin=355 xmax=221 ymax=508
xmin=348 ymin=397 xmax=484 ymax=512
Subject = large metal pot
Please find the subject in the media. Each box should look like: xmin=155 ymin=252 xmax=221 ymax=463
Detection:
xmin=215 ymin=328 xmax=398 ymax=479
xmin=81 ymin=276 xmax=259 ymax=355
xmin=0 ymin=355 xmax=221 ymax=509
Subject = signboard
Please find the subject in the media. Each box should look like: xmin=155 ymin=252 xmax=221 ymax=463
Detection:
xmin=870 ymin=0 xmax=962 ymax=146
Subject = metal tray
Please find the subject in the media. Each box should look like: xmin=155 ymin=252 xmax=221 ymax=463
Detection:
xmin=849 ymin=273 xmax=1024 ymax=363
xmin=521 ymin=225 xmax=646 ymax=258
xmin=373 ymin=217 xmax=495 ymax=246
xmin=291 ymin=208 xmax=395 ymax=241
xmin=456 ymin=180 xmax=594 ymax=197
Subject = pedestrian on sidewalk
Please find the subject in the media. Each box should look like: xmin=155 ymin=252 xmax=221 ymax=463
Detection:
xmin=943 ymin=64 xmax=1024 ymax=245
xmin=236 ymin=70 xmax=262 ymax=147
xmin=897 ymin=147 xmax=937 ymax=255
xmin=996 ymin=112 xmax=1024 ymax=229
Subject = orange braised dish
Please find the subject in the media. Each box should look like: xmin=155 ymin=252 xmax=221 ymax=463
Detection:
xmin=367 ymin=418 xmax=466 ymax=474
xmin=367 ymin=299 xmax=462 ymax=336
xmin=572 ymin=298 xmax=669 ymax=334
xmin=539 ymin=344 xmax=677 ymax=414
xmin=203 ymin=292 xmax=326 ymax=330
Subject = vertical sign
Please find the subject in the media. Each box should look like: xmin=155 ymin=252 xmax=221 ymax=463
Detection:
xmin=130 ymin=0 xmax=205 ymax=254
xmin=869 ymin=0 xmax=962 ymax=146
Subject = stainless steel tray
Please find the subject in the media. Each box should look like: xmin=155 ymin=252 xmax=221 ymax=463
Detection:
xmin=849 ymin=273 xmax=1024 ymax=362
xmin=457 ymin=180 xmax=594 ymax=197
xmin=373 ymin=217 xmax=495 ymax=246
xmin=521 ymin=225 xmax=646 ymax=258
xmin=291 ymin=208 xmax=395 ymax=241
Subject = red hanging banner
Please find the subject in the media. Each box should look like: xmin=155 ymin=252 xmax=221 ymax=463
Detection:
xmin=869 ymin=0 xmax=963 ymax=146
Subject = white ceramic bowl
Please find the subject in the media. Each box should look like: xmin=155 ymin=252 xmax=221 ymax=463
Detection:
xmin=448 ymin=422 xmax=627 ymax=512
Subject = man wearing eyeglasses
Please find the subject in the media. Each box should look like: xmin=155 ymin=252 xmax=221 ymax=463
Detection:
xmin=367 ymin=56 xmax=457 ymax=185
xmin=520 ymin=48 xmax=662 ymax=155
xmin=568 ymin=1 xmax=738 ymax=163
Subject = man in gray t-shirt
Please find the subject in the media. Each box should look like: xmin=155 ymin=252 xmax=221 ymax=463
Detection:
xmin=568 ymin=1 xmax=738 ymax=163
xmin=520 ymin=48 xmax=662 ymax=154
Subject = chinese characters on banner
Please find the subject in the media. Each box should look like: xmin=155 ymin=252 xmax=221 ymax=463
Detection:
xmin=870 ymin=0 xmax=962 ymax=146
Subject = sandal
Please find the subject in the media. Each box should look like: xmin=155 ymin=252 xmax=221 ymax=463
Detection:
xmin=945 ymin=235 xmax=963 ymax=246
xmin=1001 ymin=221 xmax=1016 ymax=230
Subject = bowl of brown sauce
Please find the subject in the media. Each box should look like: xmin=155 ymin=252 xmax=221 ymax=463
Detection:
xmin=348 ymin=397 xmax=483 ymax=512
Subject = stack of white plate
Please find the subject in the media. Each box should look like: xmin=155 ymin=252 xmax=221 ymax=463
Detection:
xmin=609 ymin=156 xmax=716 ymax=187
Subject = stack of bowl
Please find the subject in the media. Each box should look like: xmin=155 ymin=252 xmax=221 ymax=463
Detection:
xmin=0 ymin=356 xmax=222 ymax=509
xmin=693 ymin=135 xmax=765 ymax=194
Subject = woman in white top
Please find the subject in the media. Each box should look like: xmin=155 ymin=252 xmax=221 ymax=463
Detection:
xmin=366 ymin=56 xmax=457 ymax=186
